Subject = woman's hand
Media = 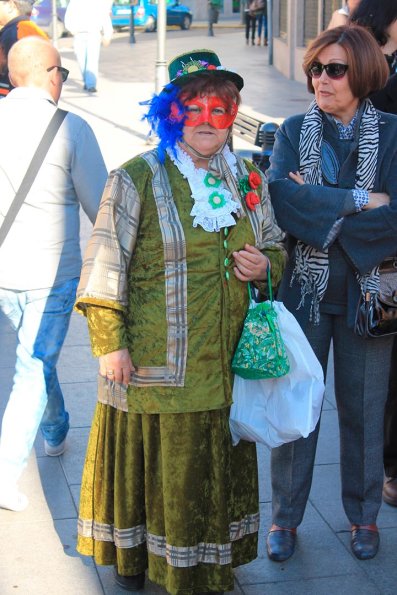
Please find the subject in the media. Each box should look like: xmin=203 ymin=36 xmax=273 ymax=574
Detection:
xmin=99 ymin=348 xmax=135 ymax=386
xmin=364 ymin=192 xmax=390 ymax=210
xmin=289 ymin=171 xmax=305 ymax=185
xmin=233 ymin=244 xmax=270 ymax=282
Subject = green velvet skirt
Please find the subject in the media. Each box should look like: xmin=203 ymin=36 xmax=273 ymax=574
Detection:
xmin=77 ymin=403 xmax=259 ymax=595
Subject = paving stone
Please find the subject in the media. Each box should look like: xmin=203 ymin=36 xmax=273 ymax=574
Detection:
xmin=37 ymin=455 xmax=77 ymax=520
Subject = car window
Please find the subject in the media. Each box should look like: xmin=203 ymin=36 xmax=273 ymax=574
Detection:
xmin=147 ymin=1 xmax=179 ymax=5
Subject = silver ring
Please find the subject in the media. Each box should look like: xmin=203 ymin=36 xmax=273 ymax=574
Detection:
xmin=107 ymin=369 xmax=114 ymax=375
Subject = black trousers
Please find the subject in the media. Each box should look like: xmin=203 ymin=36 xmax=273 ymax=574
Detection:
xmin=245 ymin=13 xmax=256 ymax=42
xmin=384 ymin=337 xmax=397 ymax=477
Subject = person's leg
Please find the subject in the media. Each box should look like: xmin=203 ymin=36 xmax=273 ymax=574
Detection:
xmin=0 ymin=279 xmax=77 ymax=488
xmin=73 ymin=32 xmax=89 ymax=89
xmin=245 ymin=13 xmax=250 ymax=43
xmin=0 ymin=290 xmax=27 ymax=509
xmin=257 ymin=14 xmax=263 ymax=44
xmin=268 ymin=313 xmax=331 ymax=561
xmin=384 ymin=338 xmax=397 ymax=475
xmin=383 ymin=337 xmax=397 ymax=505
xmin=38 ymin=278 xmax=79 ymax=446
xmin=270 ymin=314 xmax=332 ymax=529
xmin=333 ymin=317 xmax=393 ymax=524
xmin=251 ymin=16 xmax=257 ymax=44
xmin=83 ymin=31 xmax=102 ymax=91
xmin=264 ymin=13 xmax=268 ymax=44
xmin=208 ymin=8 xmax=213 ymax=36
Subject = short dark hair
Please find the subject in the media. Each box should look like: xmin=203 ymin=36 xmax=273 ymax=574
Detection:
xmin=178 ymin=73 xmax=242 ymax=108
xmin=350 ymin=0 xmax=397 ymax=47
xmin=303 ymin=25 xmax=389 ymax=99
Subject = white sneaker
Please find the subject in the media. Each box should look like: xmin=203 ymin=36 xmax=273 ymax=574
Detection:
xmin=44 ymin=438 xmax=66 ymax=457
xmin=0 ymin=487 xmax=29 ymax=512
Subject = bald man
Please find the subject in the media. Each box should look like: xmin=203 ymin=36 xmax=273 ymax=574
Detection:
xmin=0 ymin=0 xmax=47 ymax=98
xmin=0 ymin=37 xmax=107 ymax=511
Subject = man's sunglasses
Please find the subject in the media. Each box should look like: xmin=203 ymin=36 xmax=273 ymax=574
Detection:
xmin=47 ymin=65 xmax=69 ymax=83
xmin=308 ymin=62 xmax=349 ymax=80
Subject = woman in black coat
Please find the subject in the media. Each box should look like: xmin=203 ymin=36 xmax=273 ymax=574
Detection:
xmin=266 ymin=26 xmax=397 ymax=564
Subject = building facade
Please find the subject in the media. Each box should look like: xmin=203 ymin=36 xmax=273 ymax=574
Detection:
xmin=182 ymin=0 xmax=241 ymax=20
xmin=272 ymin=0 xmax=343 ymax=82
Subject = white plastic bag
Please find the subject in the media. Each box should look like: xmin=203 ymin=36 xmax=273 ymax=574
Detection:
xmin=230 ymin=302 xmax=325 ymax=448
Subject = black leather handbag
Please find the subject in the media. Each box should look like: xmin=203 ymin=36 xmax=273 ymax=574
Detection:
xmin=355 ymin=257 xmax=397 ymax=338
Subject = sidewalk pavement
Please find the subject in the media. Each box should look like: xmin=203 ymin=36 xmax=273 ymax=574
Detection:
xmin=0 ymin=26 xmax=396 ymax=595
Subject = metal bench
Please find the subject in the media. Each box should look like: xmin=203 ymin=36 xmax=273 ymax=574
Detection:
xmin=231 ymin=109 xmax=280 ymax=173
xmin=232 ymin=111 xmax=265 ymax=149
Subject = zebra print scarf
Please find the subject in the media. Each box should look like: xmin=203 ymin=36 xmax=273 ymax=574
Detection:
xmin=292 ymin=99 xmax=379 ymax=323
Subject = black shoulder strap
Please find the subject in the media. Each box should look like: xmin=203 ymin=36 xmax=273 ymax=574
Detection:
xmin=0 ymin=108 xmax=68 ymax=248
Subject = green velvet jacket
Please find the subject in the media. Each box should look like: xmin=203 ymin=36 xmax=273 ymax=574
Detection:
xmin=76 ymin=149 xmax=286 ymax=414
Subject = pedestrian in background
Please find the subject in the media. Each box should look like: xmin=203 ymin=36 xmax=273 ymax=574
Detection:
xmin=75 ymin=48 xmax=286 ymax=594
xmin=245 ymin=0 xmax=258 ymax=46
xmin=0 ymin=0 xmax=47 ymax=98
xmin=350 ymin=0 xmax=397 ymax=509
xmin=64 ymin=0 xmax=113 ymax=93
xmin=208 ymin=0 xmax=223 ymax=37
xmin=267 ymin=25 xmax=397 ymax=563
xmin=0 ymin=36 xmax=107 ymax=512
xmin=350 ymin=0 xmax=397 ymax=111
xmin=254 ymin=0 xmax=268 ymax=46
xmin=327 ymin=0 xmax=361 ymax=28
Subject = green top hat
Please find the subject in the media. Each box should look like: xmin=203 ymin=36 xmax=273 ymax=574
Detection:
xmin=168 ymin=49 xmax=244 ymax=91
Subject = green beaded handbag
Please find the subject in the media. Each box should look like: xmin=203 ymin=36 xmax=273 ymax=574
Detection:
xmin=232 ymin=269 xmax=290 ymax=380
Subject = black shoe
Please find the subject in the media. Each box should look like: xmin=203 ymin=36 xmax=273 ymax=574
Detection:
xmin=383 ymin=477 xmax=397 ymax=506
xmin=114 ymin=569 xmax=145 ymax=591
xmin=86 ymin=87 xmax=97 ymax=93
xmin=351 ymin=525 xmax=379 ymax=560
xmin=266 ymin=527 xmax=296 ymax=562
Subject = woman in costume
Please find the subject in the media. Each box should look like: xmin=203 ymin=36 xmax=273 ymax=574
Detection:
xmin=75 ymin=49 xmax=286 ymax=594
xmin=266 ymin=26 xmax=397 ymax=564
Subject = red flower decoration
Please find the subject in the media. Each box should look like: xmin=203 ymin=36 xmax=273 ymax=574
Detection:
xmin=245 ymin=191 xmax=260 ymax=211
xmin=207 ymin=65 xmax=217 ymax=70
xmin=248 ymin=171 xmax=261 ymax=190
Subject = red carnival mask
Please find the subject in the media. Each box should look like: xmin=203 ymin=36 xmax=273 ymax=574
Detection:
xmin=182 ymin=95 xmax=238 ymax=129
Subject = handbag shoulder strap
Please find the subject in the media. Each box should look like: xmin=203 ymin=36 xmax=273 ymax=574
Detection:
xmin=248 ymin=266 xmax=273 ymax=302
xmin=0 ymin=108 xmax=68 ymax=248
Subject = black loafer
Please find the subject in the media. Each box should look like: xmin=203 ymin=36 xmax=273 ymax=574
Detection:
xmin=114 ymin=568 xmax=145 ymax=591
xmin=351 ymin=525 xmax=379 ymax=560
xmin=266 ymin=528 xmax=297 ymax=562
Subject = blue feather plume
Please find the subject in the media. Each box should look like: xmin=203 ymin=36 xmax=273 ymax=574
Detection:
xmin=141 ymin=84 xmax=186 ymax=162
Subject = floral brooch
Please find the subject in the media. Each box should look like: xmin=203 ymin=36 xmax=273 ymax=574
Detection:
xmin=176 ymin=59 xmax=219 ymax=78
xmin=238 ymin=171 xmax=261 ymax=211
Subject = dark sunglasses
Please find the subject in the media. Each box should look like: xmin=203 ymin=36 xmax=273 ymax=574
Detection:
xmin=308 ymin=62 xmax=349 ymax=80
xmin=46 ymin=65 xmax=69 ymax=83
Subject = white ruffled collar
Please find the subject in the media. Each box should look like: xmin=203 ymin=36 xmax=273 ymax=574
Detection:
xmin=167 ymin=144 xmax=241 ymax=233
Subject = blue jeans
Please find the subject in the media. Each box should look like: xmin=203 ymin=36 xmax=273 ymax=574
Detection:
xmin=73 ymin=31 xmax=101 ymax=89
xmin=0 ymin=279 xmax=78 ymax=484
xmin=257 ymin=14 xmax=268 ymax=40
